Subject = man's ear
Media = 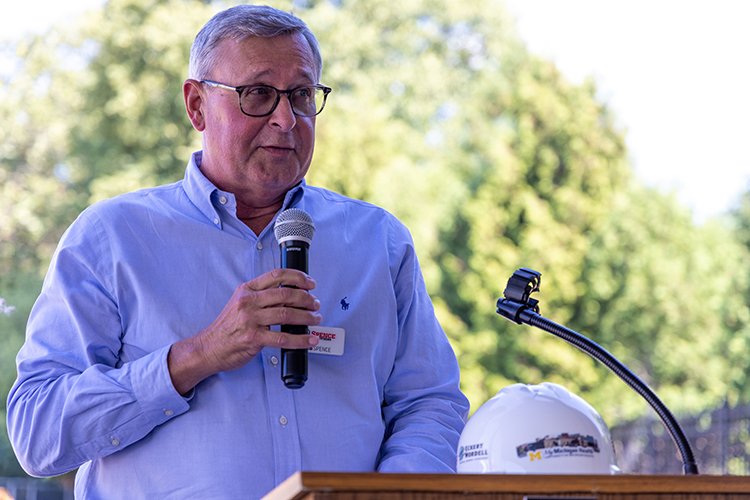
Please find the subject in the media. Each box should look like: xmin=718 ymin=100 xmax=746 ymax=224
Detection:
xmin=183 ymin=79 xmax=206 ymax=131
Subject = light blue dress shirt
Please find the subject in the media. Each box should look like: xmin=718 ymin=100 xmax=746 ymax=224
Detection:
xmin=7 ymin=151 xmax=469 ymax=499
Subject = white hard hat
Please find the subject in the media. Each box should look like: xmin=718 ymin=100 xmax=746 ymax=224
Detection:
xmin=457 ymin=382 xmax=619 ymax=474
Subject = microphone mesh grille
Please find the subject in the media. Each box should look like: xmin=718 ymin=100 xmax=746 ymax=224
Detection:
xmin=274 ymin=208 xmax=315 ymax=244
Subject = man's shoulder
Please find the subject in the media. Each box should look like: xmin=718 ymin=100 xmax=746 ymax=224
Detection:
xmin=303 ymin=185 xmax=410 ymax=238
xmin=71 ymin=181 xmax=187 ymax=235
xmin=86 ymin=180 xmax=184 ymax=216
xmin=304 ymin=185 xmax=391 ymax=217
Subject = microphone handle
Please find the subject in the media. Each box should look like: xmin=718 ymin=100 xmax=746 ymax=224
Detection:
xmin=280 ymin=240 xmax=309 ymax=389
xmin=281 ymin=325 xmax=308 ymax=389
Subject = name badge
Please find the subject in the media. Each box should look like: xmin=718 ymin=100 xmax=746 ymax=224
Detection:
xmin=309 ymin=326 xmax=345 ymax=356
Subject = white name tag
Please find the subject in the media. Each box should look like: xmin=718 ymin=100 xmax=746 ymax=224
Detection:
xmin=309 ymin=326 xmax=345 ymax=356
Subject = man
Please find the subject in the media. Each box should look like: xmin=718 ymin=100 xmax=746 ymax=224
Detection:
xmin=7 ymin=5 xmax=469 ymax=498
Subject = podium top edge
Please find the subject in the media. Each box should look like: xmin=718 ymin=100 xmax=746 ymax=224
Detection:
xmin=263 ymin=471 xmax=750 ymax=499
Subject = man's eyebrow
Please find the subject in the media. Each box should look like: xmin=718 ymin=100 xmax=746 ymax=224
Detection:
xmin=243 ymin=68 xmax=317 ymax=84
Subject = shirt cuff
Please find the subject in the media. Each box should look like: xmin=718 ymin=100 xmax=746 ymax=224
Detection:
xmin=129 ymin=345 xmax=192 ymax=425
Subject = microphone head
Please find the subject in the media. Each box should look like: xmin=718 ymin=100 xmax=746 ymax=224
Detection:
xmin=274 ymin=208 xmax=315 ymax=245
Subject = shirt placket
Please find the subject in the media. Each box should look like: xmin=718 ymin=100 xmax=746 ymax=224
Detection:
xmin=256 ymin=228 xmax=303 ymax=484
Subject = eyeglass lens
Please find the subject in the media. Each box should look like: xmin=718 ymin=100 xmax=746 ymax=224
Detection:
xmin=241 ymin=86 xmax=326 ymax=116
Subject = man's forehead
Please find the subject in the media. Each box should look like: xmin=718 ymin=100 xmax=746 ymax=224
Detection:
xmin=248 ymin=66 xmax=315 ymax=81
xmin=213 ymin=34 xmax=317 ymax=81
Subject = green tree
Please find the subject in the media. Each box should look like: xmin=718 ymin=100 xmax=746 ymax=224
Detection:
xmin=429 ymin=58 xmax=631 ymax=412
xmin=1 ymin=29 xmax=82 ymax=287
xmin=68 ymin=0 xmax=216 ymax=202
xmin=727 ymin=189 xmax=750 ymax=404
xmin=572 ymin=186 xmax=750 ymax=421
xmin=304 ymin=0 xmax=750 ymax=424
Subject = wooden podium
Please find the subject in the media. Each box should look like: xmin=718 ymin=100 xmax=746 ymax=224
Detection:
xmin=263 ymin=472 xmax=750 ymax=499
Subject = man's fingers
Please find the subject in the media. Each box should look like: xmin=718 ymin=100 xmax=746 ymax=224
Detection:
xmin=245 ymin=268 xmax=316 ymax=292
xmin=264 ymin=330 xmax=320 ymax=349
xmin=251 ymin=305 xmax=323 ymax=329
xmin=238 ymin=286 xmax=321 ymax=312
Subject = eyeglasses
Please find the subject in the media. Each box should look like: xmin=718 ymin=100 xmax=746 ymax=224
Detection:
xmin=200 ymin=80 xmax=332 ymax=117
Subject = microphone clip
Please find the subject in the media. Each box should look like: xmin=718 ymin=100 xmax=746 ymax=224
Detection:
xmin=496 ymin=267 xmax=541 ymax=324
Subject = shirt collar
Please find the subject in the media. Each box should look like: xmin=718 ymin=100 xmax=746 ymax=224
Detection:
xmin=182 ymin=151 xmax=223 ymax=227
xmin=281 ymin=179 xmax=306 ymax=210
xmin=182 ymin=150 xmax=308 ymax=228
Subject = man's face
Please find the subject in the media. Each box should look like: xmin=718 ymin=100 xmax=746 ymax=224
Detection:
xmin=194 ymin=33 xmax=318 ymax=207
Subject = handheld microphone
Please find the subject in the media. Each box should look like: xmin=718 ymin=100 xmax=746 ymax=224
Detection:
xmin=273 ymin=208 xmax=315 ymax=389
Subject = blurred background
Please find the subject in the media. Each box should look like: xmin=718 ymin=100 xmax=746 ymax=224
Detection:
xmin=2 ymin=0 xmax=749 ymax=497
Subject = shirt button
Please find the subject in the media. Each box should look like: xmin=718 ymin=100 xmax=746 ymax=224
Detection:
xmin=219 ymin=195 xmax=228 ymax=205
xmin=213 ymin=217 xmax=220 ymax=225
xmin=270 ymin=355 xmax=279 ymax=366
xmin=256 ymin=242 xmax=263 ymax=250
xmin=111 ymin=437 xmax=120 ymax=447
xmin=164 ymin=409 xmax=174 ymax=416
xmin=279 ymin=415 xmax=288 ymax=426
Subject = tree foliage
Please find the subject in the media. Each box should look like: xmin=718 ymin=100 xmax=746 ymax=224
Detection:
xmin=2 ymin=0 xmax=750 ymax=476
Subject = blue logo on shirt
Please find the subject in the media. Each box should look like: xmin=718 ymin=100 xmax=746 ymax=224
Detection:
xmin=340 ymin=297 xmax=350 ymax=311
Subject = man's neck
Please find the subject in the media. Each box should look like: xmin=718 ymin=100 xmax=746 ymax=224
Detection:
xmin=236 ymin=201 xmax=283 ymax=236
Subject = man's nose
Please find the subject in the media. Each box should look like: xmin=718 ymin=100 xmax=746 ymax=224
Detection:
xmin=268 ymin=94 xmax=297 ymax=131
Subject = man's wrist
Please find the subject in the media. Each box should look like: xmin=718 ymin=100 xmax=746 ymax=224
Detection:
xmin=167 ymin=337 xmax=211 ymax=395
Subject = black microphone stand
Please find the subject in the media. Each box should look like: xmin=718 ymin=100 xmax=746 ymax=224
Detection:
xmin=496 ymin=268 xmax=699 ymax=475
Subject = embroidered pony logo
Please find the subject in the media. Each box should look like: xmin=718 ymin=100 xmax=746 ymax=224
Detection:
xmin=340 ymin=297 xmax=350 ymax=311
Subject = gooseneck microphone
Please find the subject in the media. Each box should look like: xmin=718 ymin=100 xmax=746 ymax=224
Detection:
xmin=273 ymin=208 xmax=315 ymax=389
xmin=496 ymin=268 xmax=699 ymax=475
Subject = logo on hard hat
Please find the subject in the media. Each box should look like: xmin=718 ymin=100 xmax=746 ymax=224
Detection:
xmin=458 ymin=443 xmax=489 ymax=463
xmin=516 ymin=433 xmax=600 ymax=461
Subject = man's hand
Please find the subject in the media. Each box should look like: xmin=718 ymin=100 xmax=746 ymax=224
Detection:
xmin=167 ymin=269 xmax=322 ymax=394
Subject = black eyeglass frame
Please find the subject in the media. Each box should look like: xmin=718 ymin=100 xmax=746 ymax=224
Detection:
xmin=200 ymin=79 xmax=332 ymax=117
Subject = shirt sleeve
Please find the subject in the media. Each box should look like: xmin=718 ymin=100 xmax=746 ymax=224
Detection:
xmin=377 ymin=217 xmax=470 ymax=473
xmin=6 ymin=208 xmax=190 ymax=477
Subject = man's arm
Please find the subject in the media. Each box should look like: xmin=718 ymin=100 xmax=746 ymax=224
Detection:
xmin=6 ymin=212 xmax=185 ymax=476
xmin=377 ymin=222 xmax=469 ymax=472
xmin=7 ymin=211 xmax=321 ymax=476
